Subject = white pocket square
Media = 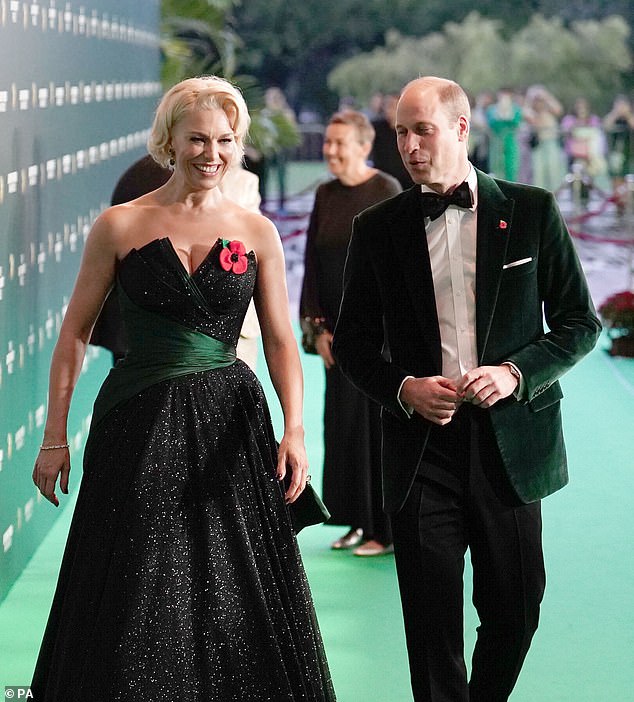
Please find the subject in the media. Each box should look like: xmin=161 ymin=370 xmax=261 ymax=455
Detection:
xmin=503 ymin=257 xmax=533 ymax=270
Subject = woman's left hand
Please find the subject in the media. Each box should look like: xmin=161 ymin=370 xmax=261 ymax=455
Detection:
xmin=276 ymin=427 xmax=309 ymax=503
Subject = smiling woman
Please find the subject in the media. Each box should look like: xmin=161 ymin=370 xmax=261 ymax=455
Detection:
xmin=30 ymin=76 xmax=336 ymax=701
xmin=148 ymin=76 xmax=250 ymax=167
xmin=167 ymin=108 xmax=237 ymax=195
xmin=300 ymin=110 xmax=401 ymax=556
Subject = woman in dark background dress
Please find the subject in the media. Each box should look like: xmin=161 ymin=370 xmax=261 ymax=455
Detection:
xmin=300 ymin=110 xmax=401 ymax=556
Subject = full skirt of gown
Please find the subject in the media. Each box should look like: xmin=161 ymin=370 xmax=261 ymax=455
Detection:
xmin=31 ymin=237 xmax=335 ymax=701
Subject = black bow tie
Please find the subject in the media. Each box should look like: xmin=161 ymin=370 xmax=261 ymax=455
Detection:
xmin=420 ymin=181 xmax=473 ymax=221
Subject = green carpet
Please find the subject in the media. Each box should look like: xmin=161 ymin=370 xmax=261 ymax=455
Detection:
xmin=1 ymin=339 xmax=633 ymax=701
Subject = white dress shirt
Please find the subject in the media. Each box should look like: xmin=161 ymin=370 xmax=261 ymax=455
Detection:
xmin=423 ymin=166 xmax=479 ymax=381
xmin=397 ymin=165 xmax=523 ymax=415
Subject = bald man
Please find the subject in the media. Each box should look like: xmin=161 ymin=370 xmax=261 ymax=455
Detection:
xmin=333 ymin=77 xmax=600 ymax=701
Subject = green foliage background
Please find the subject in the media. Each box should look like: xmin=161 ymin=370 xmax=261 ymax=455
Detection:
xmin=163 ymin=0 xmax=633 ymax=115
xmin=328 ymin=13 xmax=632 ymax=110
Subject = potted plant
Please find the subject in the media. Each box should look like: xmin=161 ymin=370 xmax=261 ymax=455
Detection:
xmin=598 ymin=290 xmax=634 ymax=357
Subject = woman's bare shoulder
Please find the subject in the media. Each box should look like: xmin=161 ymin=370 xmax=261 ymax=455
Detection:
xmin=219 ymin=201 xmax=278 ymax=251
xmin=89 ymin=200 xmax=159 ymax=256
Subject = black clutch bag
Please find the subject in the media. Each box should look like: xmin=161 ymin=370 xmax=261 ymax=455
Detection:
xmin=283 ymin=478 xmax=331 ymax=533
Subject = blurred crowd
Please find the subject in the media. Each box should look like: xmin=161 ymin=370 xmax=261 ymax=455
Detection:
xmin=354 ymin=87 xmax=634 ymax=212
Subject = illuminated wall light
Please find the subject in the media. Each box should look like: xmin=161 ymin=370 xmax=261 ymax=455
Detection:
xmin=24 ymin=498 xmax=34 ymax=522
xmin=3 ymin=524 xmax=14 ymax=553
xmin=90 ymin=9 xmax=98 ymax=36
xmin=18 ymin=254 xmax=27 ymax=285
xmin=63 ymin=3 xmax=72 ymax=33
xmin=72 ymin=430 xmax=82 ymax=450
xmin=28 ymin=165 xmax=39 ymax=186
xmin=0 ymin=90 xmax=8 ymax=112
xmin=45 ymin=310 xmax=54 ymax=338
xmin=54 ymin=85 xmax=64 ymax=106
xmin=28 ymin=325 xmax=36 ymax=354
xmin=77 ymin=6 xmax=85 ymax=34
xmin=37 ymin=246 xmax=46 ymax=273
xmin=10 ymin=1 xmax=19 ymax=24
xmin=69 ymin=226 xmax=77 ymax=252
xmin=30 ymin=1 xmax=39 ymax=27
xmin=47 ymin=2 xmax=56 ymax=30
xmin=15 ymin=425 xmax=26 ymax=451
xmin=6 ymin=342 xmax=15 ymax=374
xmin=18 ymin=88 xmax=29 ymax=110
xmin=7 ymin=171 xmax=18 ymax=194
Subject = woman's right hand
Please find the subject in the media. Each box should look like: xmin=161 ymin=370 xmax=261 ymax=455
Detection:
xmin=315 ymin=330 xmax=335 ymax=369
xmin=33 ymin=447 xmax=71 ymax=507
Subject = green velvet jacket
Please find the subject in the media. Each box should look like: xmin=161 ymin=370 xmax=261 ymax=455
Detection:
xmin=332 ymin=169 xmax=601 ymax=513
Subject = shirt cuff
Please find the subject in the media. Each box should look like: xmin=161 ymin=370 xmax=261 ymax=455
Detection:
xmin=397 ymin=376 xmax=415 ymax=417
xmin=502 ymin=362 xmax=525 ymax=400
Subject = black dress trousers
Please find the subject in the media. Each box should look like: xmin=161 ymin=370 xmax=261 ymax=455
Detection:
xmin=391 ymin=404 xmax=545 ymax=702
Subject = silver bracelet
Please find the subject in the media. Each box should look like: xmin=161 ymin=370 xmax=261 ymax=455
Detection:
xmin=40 ymin=443 xmax=69 ymax=451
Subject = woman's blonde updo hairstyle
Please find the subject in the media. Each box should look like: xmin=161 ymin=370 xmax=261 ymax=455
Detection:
xmin=148 ymin=76 xmax=250 ymax=168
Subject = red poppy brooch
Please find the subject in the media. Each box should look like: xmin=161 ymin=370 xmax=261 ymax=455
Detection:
xmin=219 ymin=239 xmax=248 ymax=274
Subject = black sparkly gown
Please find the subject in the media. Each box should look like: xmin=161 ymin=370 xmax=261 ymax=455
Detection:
xmin=31 ymin=237 xmax=336 ymax=702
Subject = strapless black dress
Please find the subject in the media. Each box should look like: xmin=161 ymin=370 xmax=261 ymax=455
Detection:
xmin=31 ymin=238 xmax=336 ymax=701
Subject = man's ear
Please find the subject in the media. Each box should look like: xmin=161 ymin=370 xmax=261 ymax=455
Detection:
xmin=457 ymin=115 xmax=470 ymax=143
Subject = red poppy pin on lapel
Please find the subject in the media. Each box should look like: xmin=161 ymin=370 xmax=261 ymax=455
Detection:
xmin=498 ymin=220 xmax=508 ymax=230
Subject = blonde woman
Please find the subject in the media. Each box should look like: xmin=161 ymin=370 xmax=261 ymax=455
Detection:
xmin=31 ymin=76 xmax=335 ymax=701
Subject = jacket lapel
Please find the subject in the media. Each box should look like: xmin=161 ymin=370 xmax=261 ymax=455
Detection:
xmin=475 ymin=171 xmax=514 ymax=362
xmin=390 ymin=187 xmax=442 ymax=372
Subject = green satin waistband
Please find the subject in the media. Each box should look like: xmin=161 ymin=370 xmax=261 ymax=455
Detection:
xmin=91 ymin=284 xmax=236 ymax=427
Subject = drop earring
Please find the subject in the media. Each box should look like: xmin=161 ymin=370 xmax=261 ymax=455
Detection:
xmin=169 ymin=149 xmax=175 ymax=168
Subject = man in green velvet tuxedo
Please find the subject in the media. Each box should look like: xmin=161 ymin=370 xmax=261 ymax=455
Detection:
xmin=332 ymin=77 xmax=601 ymax=702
